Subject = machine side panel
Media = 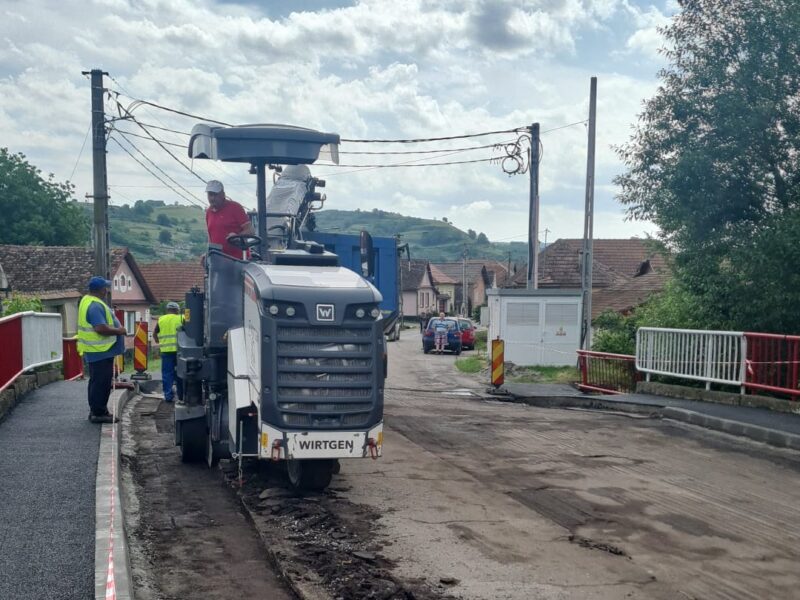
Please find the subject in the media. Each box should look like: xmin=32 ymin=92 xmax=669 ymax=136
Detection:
xmin=205 ymin=250 xmax=245 ymax=348
xmin=243 ymin=275 xmax=262 ymax=396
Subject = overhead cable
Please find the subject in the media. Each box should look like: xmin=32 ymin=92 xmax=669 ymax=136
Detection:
xmin=112 ymin=130 xmax=204 ymax=203
xmin=110 ymin=127 xmax=185 ymax=148
xmin=69 ymin=122 xmax=92 ymax=182
xmin=108 ymin=136 xmax=203 ymax=207
xmin=340 ymin=127 xmax=526 ymax=144
xmin=111 ymin=98 xmax=207 ymax=184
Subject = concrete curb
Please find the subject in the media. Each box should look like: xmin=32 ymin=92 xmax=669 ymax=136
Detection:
xmin=502 ymin=393 xmax=800 ymax=451
xmin=94 ymin=386 xmax=136 ymax=600
xmin=661 ymin=407 xmax=800 ymax=451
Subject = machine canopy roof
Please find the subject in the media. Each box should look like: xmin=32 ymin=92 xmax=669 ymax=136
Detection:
xmin=188 ymin=124 xmax=340 ymax=165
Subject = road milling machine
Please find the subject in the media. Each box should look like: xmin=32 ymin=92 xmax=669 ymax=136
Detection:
xmin=176 ymin=124 xmax=385 ymax=490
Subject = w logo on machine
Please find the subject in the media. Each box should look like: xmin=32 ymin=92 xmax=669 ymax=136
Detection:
xmin=316 ymin=304 xmax=335 ymax=322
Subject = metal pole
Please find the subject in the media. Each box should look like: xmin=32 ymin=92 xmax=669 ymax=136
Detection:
xmin=256 ymin=162 xmax=268 ymax=260
xmin=581 ymin=77 xmax=597 ymax=350
xmin=84 ymin=69 xmax=110 ymax=280
xmin=527 ymin=123 xmax=540 ymax=290
xmin=462 ymin=246 xmax=468 ymax=316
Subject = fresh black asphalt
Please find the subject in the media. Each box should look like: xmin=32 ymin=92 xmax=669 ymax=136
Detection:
xmin=0 ymin=380 xmax=98 ymax=600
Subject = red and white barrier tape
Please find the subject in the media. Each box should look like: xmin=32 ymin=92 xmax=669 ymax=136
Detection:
xmin=104 ymin=373 xmax=119 ymax=600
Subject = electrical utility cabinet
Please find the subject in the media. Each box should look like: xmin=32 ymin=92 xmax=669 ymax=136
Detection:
xmin=487 ymin=288 xmax=582 ymax=366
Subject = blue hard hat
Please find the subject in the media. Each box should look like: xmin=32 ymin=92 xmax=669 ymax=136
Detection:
xmin=88 ymin=276 xmax=112 ymax=290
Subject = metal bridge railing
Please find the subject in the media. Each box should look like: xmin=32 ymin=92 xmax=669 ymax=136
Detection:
xmin=0 ymin=311 xmax=64 ymax=392
xmin=744 ymin=332 xmax=800 ymax=401
xmin=635 ymin=327 xmax=745 ymax=391
xmin=577 ymin=350 xmax=640 ymax=395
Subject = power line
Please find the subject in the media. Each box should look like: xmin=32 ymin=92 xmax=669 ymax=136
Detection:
xmin=112 ymin=97 xmax=207 ymax=184
xmin=330 ymin=156 xmax=500 ymax=169
xmin=109 ymin=127 xmax=186 ymax=148
xmin=541 ymin=120 xmax=588 ymax=134
xmin=340 ymin=127 xmax=525 ymax=144
xmin=339 ymin=139 xmax=517 ymax=156
xmin=112 ymin=92 xmax=232 ymax=126
xmin=113 ymin=130 xmax=204 ymax=204
xmin=69 ymin=122 xmax=91 ymax=182
xmin=108 ymin=135 xmax=203 ymax=207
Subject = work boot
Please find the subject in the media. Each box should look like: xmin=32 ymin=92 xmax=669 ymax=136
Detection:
xmin=90 ymin=411 xmax=119 ymax=424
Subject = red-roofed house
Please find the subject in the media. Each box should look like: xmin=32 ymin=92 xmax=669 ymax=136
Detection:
xmin=138 ymin=261 xmax=205 ymax=304
xmin=0 ymin=245 xmax=156 ymax=348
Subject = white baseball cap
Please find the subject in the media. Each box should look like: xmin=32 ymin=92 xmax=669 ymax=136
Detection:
xmin=205 ymin=180 xmax=224 ymax=193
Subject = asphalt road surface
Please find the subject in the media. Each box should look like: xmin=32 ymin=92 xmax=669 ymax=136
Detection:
xmin=0 ymin=381 xmax=99 ymax=600
xmin=122 ymin=329 xmax=800 ymax=599
xmin=336 ymin=330 xmax=800 ymax=599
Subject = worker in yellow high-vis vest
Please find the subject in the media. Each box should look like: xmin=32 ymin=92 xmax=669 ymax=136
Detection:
xmin=153 ymin=302 xmax=183 ymax=403
xmin=78 ymin=276 xmax=126 ymax=423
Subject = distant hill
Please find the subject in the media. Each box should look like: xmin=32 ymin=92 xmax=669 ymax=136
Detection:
xmin=86 ymin=201 xmax=530 ymax=264
xmin=313 ymin=209 xmax=530 ymax=263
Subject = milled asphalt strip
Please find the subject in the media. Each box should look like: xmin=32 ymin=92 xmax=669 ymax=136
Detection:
xmin=0 ymin=380 xmax=99 ymax=600
xmin=94 ymin=387 xmax=134 ymax=600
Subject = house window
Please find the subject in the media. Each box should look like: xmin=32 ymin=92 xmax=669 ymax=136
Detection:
xmin=118 ymin=276 xmax=126 ymax=292
xmin=124 ymin=311 xmax=135 ymax=335
xmin=127 ymin=276 xmax=133 ymax=289
xmin=113 ymin=277 xmax=119 ymax=290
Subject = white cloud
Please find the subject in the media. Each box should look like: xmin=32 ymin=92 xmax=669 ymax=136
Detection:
xmin=0 ymin=0 xmax=669 ymax=244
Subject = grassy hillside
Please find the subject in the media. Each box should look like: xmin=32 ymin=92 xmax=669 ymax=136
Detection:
xmin=88 ymin=201 xmax=530 ymax=264
xmin=314 ymin=209 xmax=530 ymax=263
xmin=83 ymin=201 xmax=207 ymax=261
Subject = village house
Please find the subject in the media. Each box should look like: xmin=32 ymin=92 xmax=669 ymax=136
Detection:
xmin=399 ymin=259 xmax=437 ymax=320
xmin=138 ymin=261 xmax=205 ymax=305
xmin=510 ymin=238 xmax=671 ymax=318
xmin=0 ymin=245 xmax=156 ymax=349
xmin=428 ymin=264 xmax=457 ymax=314
xmin=429 ymin=261 xmax=496 ymax=316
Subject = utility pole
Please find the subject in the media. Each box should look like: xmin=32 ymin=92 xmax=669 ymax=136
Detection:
xmin=581 ymin=77 xmax=598 ymax=350
xmin=506 ymin=251 xmax=511 ymax=285
xmin=527 ymin=123 xmax=540 ymax=290
xmin=461 ymin=245 xmax=468 ymax=317
xmin=83 ymin=68 xmax=110 ymax=280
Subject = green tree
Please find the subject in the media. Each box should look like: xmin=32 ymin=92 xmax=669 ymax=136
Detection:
xmin=0 ymin=148 xmax=89 ymax=245
xmin=0 ymin=294 xmax=42 ymax=317
xmin=158 ymin=229 xmax=172 ymax=244
xmin=156 ymin=213 xmax=172 ymax=227
xmin=615 ymin=0 xmax=800 ymax=333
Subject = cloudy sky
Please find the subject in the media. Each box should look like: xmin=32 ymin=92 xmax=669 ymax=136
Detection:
xmin=0 ymin=0 xmax=677 ymax=244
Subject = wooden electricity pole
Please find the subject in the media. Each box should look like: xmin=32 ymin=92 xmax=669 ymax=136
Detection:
xmin=83 ymin=68 xmax=110 ymax=280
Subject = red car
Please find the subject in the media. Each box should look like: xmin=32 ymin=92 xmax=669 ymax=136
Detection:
xmin=458 ymin=319 xmax=476 ymax=350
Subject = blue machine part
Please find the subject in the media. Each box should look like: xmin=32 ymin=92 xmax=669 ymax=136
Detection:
xmin=306 ymin=232 xmax=398 ymax=312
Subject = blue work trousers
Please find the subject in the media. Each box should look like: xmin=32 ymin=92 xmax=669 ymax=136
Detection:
xmin=161 ymin=352 xmax=183 ymax=402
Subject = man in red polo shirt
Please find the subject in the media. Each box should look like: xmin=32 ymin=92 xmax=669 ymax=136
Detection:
xmin=205 ymin=180 xmax=256 ymax=258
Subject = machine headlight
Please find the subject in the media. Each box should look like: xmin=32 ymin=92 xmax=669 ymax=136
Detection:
xmin=269 ymin=304 xmax=279 ymax=315
xmin=355 ymin=308 xmax=366 ymax=318
xmin=286 ymin=306 xmax=296 ymax=317
xmin=370 ymin=308 xmax=380 ymax=319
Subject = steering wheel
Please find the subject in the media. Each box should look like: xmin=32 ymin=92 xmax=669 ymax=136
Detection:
xmin=227 ymin=234 xmax=262 ymax=250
